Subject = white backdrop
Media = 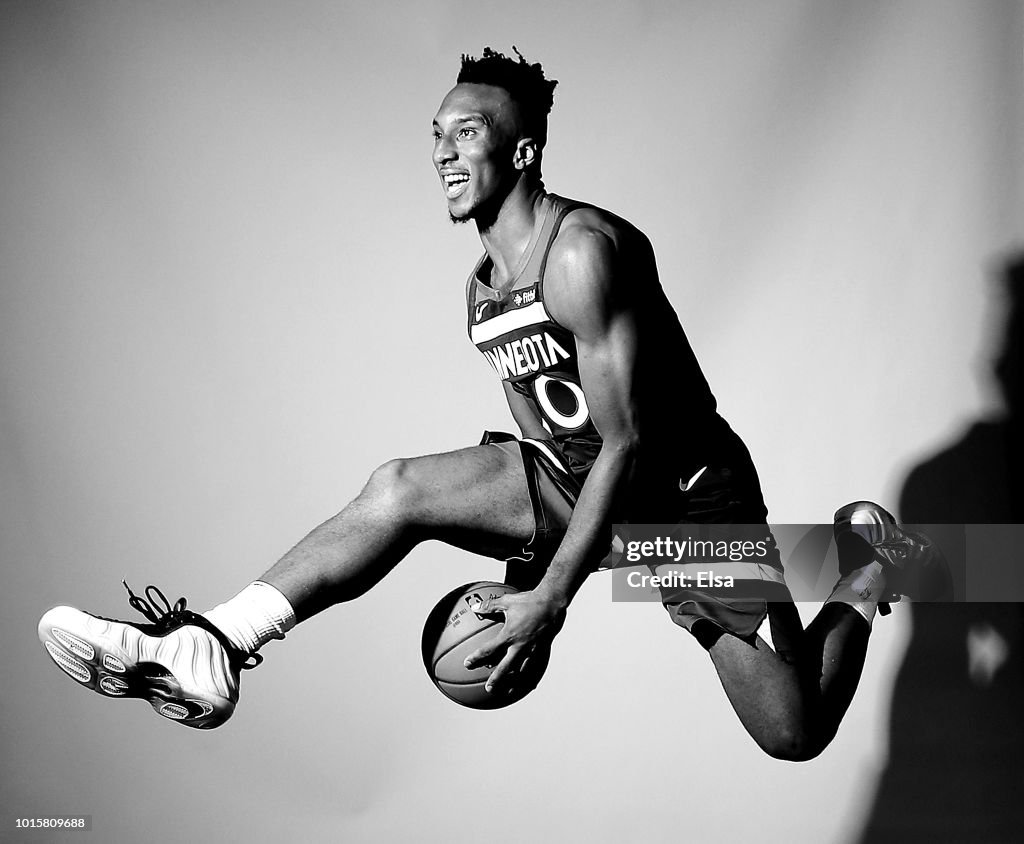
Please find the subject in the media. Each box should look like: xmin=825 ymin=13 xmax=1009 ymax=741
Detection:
xmin=2 ymin=1 xmax=1021 ymax=842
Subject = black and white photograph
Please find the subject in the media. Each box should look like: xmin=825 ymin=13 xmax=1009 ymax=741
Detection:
xmin=2 ymin=1 xmax=1022 ymax=841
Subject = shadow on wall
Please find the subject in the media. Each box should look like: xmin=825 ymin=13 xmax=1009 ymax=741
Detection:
xmin=856 ymin=255 xmax=1024 ymax=843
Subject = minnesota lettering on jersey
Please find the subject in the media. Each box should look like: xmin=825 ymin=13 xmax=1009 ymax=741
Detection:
xmin=481 ymin=331 xmax=572 ymax=380
xmin=466 ymin=195 xmax=603 ymax=444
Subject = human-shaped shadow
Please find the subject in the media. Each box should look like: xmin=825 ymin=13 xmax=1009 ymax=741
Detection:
xmin=857 ymin=255 xmax=1024 ymax=842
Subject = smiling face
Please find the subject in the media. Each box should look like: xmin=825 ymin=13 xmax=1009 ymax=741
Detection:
xmin=432 ymin=83 xmax=533 ymax=224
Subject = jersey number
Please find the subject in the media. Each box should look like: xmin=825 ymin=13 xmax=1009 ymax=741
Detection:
xmin=533 ymin=374 xmax=590 ymax=430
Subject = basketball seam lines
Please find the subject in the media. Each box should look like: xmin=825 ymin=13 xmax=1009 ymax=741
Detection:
xmin=430 ymin=619 xmax=501 ymax=672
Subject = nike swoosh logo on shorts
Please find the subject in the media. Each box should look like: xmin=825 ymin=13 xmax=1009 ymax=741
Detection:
xmin=679 ymin=466 xmax=708 ymax=492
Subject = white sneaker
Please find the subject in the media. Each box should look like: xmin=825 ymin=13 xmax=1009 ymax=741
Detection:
xmin=38 ymin=583 xmax=260 ymax=729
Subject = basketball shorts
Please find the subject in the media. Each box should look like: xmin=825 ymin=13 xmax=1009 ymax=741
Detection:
xmin=479 ymin=425 xmax=793 ymax=644
xmin=479 ymin=430 xmax=581 ymax=566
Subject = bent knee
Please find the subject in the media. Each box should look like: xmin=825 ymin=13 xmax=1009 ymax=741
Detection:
xmin=365 ymin=458 xmax=425 ymax=517
xmin=759 ymin=727 xmax=826 ymax=763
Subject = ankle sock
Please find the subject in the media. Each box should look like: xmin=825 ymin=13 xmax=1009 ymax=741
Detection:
xmin=825 ymin=561 xmax=886 ymax=627
xmin=203 ymin=581 xmax=296 ymax=654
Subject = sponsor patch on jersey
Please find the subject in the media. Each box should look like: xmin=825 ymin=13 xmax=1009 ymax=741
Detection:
xmin=512 ymin=286 xmax=537 ymax=308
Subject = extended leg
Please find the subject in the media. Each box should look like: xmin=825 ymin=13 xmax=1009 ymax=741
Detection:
xmin=37 ymin=442 xmax=539 ymax=729
xmin=259 ymin=443 xmax=537 ymax=620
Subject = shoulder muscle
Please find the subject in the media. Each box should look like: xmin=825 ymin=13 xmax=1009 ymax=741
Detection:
xmin=544 ymin=221 xmax=622 ymax=341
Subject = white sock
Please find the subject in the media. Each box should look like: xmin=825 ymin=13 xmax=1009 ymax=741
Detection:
xmin=825 ymin=561 xmax=886 ymax=627
xmin=203 ymin=581 xmax=296 ymax=654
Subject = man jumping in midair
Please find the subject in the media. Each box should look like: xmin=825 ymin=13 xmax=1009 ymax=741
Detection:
xmin=38 ymin=48 xmax=935 ymax=760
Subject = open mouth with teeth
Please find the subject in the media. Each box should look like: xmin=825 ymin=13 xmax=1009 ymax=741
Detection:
xmin=443 ymin=172 xmax=470 ymax=199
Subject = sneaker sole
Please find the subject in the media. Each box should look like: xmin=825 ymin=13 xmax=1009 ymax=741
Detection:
xmin=38 ymin=606 xmax=234 ymax=729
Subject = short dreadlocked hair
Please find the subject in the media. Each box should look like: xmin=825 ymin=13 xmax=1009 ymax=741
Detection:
xmin=457 ymin=46 xmax=558 ymax=179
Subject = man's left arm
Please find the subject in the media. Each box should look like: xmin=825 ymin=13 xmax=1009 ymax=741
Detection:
xmin=465 ymin=226 xmax=641 ymax=692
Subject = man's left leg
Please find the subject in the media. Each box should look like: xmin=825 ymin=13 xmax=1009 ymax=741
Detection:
xmin=699 ymin=600 xmax=871 ymax=761
xmin=688 ymin=501 xmax=942 ymax=761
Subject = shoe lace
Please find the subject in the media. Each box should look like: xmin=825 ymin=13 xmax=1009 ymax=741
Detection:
xmin=122 ymin=580 xmax=185 ymax=623
xmin=121 ymin=580 xmax=263 ymax=669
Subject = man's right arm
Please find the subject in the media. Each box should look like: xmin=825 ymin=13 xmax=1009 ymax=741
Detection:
xmin=502 ymin=381 xmax=549 ymax=440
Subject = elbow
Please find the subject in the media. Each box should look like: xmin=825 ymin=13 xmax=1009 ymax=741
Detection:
xmin=603 ymin=432 xmax=641 ymax=460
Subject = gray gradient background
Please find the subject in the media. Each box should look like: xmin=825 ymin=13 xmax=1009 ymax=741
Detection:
xmin=2 ymin=1 xmax=1021 ymax=842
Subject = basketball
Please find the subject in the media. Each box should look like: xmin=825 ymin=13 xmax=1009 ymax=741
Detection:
xmin=422 ymin=581 xmax=549 ymax=710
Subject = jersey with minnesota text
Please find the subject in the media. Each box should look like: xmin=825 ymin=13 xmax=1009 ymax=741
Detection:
xmin=466 ymin=193 xmax=723 ymax=485
xmin=467 ymin=195 xmax=602 ymax=475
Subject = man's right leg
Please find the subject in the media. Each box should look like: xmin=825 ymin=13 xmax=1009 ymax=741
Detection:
xmin=257 ymin=445 xmax=536 ymax=620
xmin=38 ymin=443 xmax=539 ymax=727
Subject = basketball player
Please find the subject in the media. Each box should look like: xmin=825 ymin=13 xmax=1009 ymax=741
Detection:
xmin=37 ymin=48 xmax=942 ymax=760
